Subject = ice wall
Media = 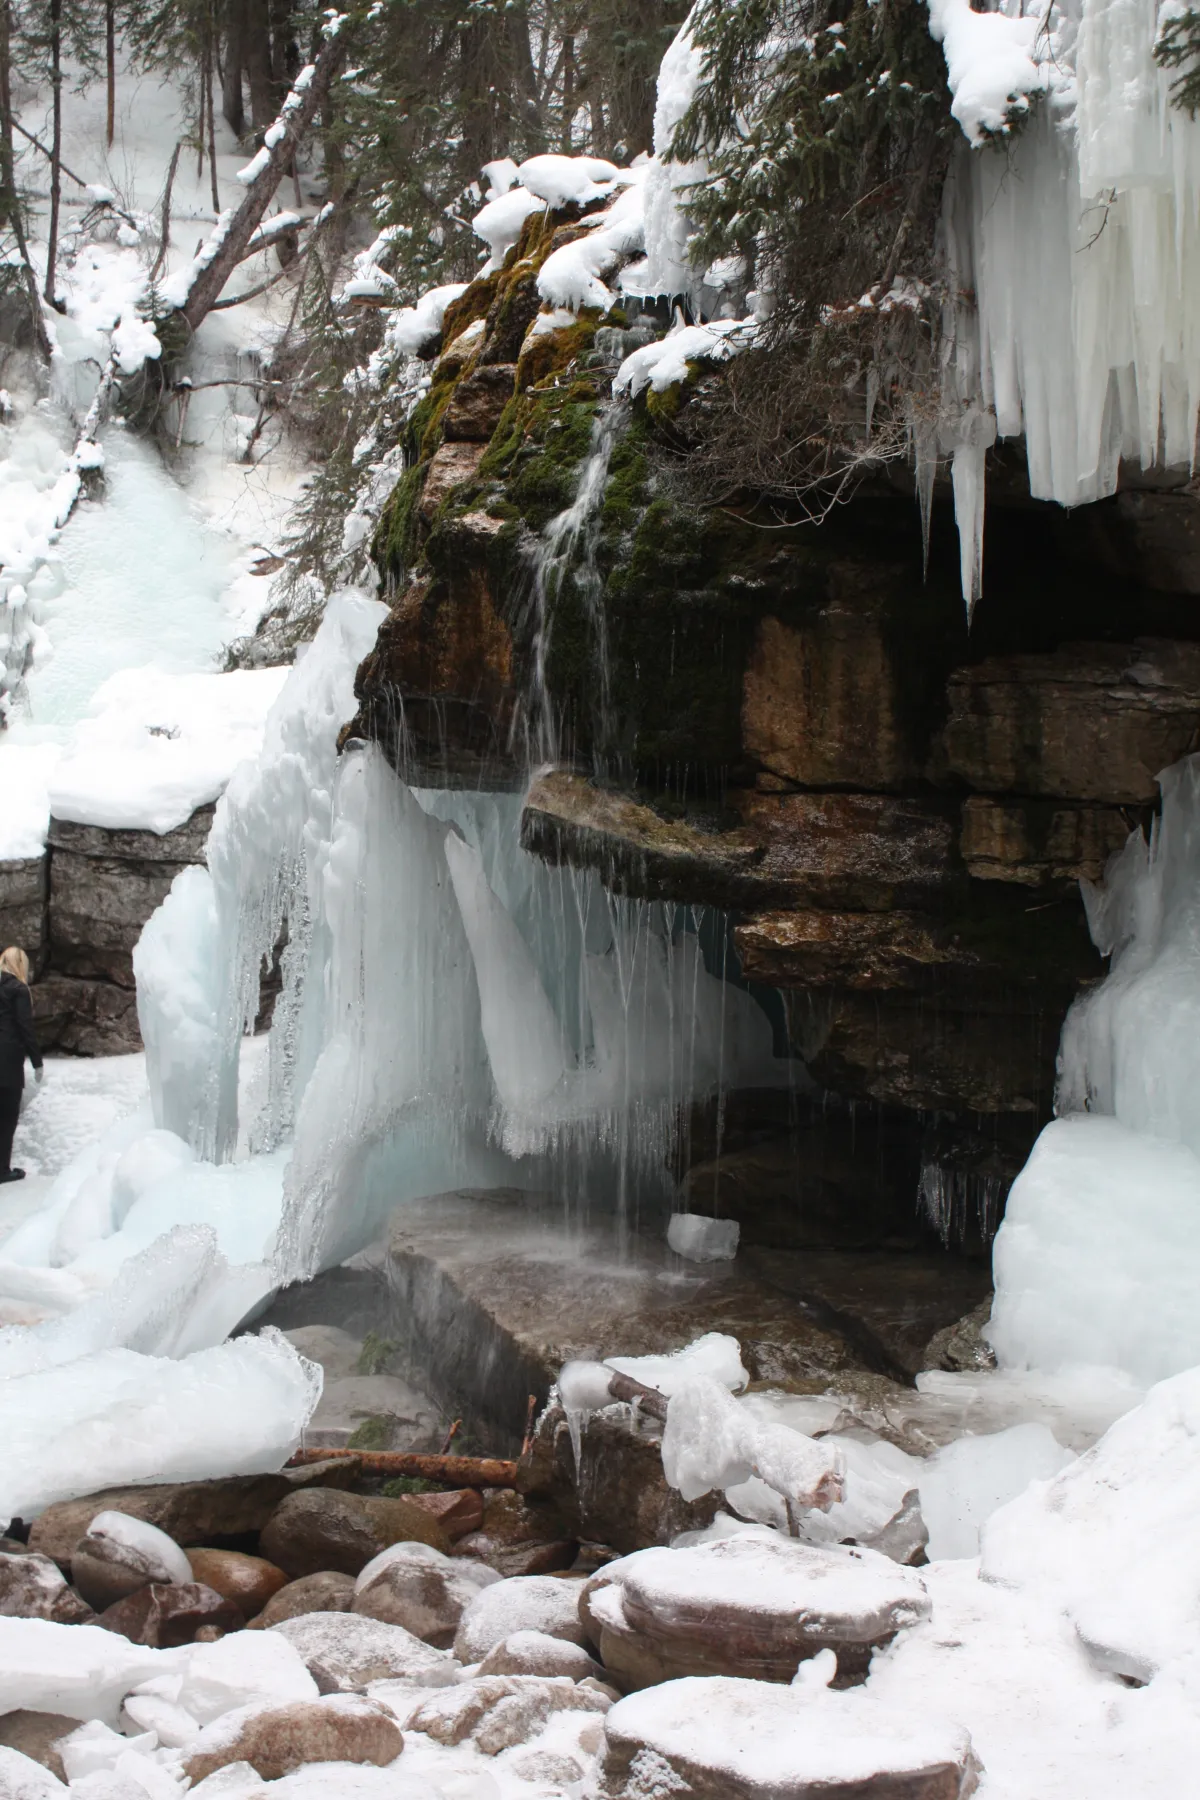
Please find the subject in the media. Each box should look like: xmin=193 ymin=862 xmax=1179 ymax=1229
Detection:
xmin=992 ymin=754 xmax=1200 ymax=1383
xmin=937 ymin=0 xmax=1200 ymax=603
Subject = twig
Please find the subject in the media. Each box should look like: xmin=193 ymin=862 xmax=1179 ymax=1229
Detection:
xmin=286 ymin=1447 xmax=517 ymax=1487
xmin=439 ymin=1419 xmax=462 ymax=1455
xmin=150 ymin=141 xmax=182 ymax=283
xmin=521 ymin=1395 xmax=538 ymax=1456
xmin=12 ymin=116 xmax=87 ymax=190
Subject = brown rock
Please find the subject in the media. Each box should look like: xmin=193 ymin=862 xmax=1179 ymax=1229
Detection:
xmin=0 ymin=1714 xmax=77 ymax=1783
xmin=418 ymin=442 xmax=486 ymax=524
xmin=403 ymin=1488 xmax=484 ymax=1542
xmin=939 ymin=638 xmax=1200 ymax=803
xmin=28 ymin=1461 xmax=362 ymax=1566
xmin=248 ymin=1569 xmax=356 ymax=1630
xmin=735 ymin=910 xmax=982 ymax=992
xmin=407 ymin=1675 xmax=608 ymax=1753
xmin=270 ymin=1609 xmax=455 ymax=1691
xmin=478 ymin=1629 xmax=606 ymax=1683
xmin=260 ymin=1490 xmax=451 ymax=1580
xmin=450 ymin=1489 xmax=576 ymax=1580
xmin=0 ymin=1553 xmax=91 ymax=1624
xmin=351 ymin=1542 xmax=498 ymax=1647
xmin=959 ymin=795 xmax=1136 ymax=886
xmin=441 ymin=364 xmax=517 ymax=441
xmin=95 ymin=1582 xmax=245 ymax=1648
xmin=585 ymin=1536 xmax=929 ymax=1689
xmin=70 ymin=1514 xmax=191 ymax=1612
xmin=183 ymin=1695 xmax=401 ymax=1785
xmin=598 ymin=1676 xmax=980 ymax=1799
xmin=185 ymin=1550 xmax=288 ymax=1620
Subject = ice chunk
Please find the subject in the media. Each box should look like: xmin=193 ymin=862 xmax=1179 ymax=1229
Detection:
xmin=0 ymin=1618 xmax=163 ymax=1723
xmin=134 ymin=870 xmax=224 ymax=1154
xmin=161 ymin=1628 xmax=321 ymax=1724
xmin=919 ymin=1423 xmax=1074 ymax=1561
xmin=606 ymin=1333 xmax=749 ymax=1396
xmin=667 ymin=1212 xmax=739 ymax=1262
xmin=0 ymin=1327 xmax=319 ymax=1518
xmin=0 ymin=1745 xmax=70 ymax=1796
xmin=661 ymin=1375 xmax=842 ymax=1510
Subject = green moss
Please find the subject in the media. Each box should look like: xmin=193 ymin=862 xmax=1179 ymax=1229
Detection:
xmin=645 ymin=377 xmax=688 ymax=426
xmin=380 ymin=1475 xmax=444 ymax=1496
xmin=356 ymin=1331 xmax=398 ymax=1376
xmin=347 ymin=1415 xmax=391 ymax=1450
xmin=374 ymin=460 xmax=428 ymax=581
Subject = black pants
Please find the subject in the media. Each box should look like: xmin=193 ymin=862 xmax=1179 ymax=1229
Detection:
xmin=0 ymin=1084 xmax=20 ymax=1175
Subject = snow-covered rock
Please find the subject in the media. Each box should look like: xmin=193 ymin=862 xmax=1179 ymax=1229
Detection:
xmin=351 ymin=1543 xmax=498 ymax=1648
xmin=70 ymin=1511 xmax=192 ymax=1611
xmin=453 ymin=1576 xmax=591 ymax=1664
xmin=270 ymin=1612 xmax=457 ymax=1693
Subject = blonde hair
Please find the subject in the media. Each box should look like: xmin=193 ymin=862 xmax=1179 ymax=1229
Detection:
xmin=0 ymin=947 xmax=30 ymax=984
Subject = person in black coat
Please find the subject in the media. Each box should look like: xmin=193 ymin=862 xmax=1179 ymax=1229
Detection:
xmin=0 ymin=946 xmax=43 ymax=1184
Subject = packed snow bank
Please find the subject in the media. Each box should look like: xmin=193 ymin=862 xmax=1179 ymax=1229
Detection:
xmin=48 ymin=664 xmax=288 ymax=834
xmin=0 ymin=1325 xmax=318 ymax=1518
xmin=982 ymin=1364 xmax=1200 ymax=1680
xmin=0 ymin=742 xmax=61 ymax=859
xmin=919 ymin=1422 xmax=1074 ymax=1559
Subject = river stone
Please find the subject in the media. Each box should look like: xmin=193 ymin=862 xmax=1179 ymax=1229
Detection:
xmin=402 ymin=1489 xmax=483 ymax=1542
xmin=95 ymin=1582 xmax=245 ymax=1648
xmin=248 ymin=1571 xmax=356 ymax=1630
xmin=351 ymin=1542 xmax=498 ymax=1647
xmin=0 ymin=1716 xmax=76 ymax=1783
xmin=585 ymin=1536 xmax=930 ymax=1689
xmin=0 ymin=1747 xmax=68 ymax=1797
xmin=454 ymin=1574 xmax=590 ymax=1663
xmin=187 ymin=1551 xmax=289 ymax=1620
xmin=0 ymin=1554 xmax=91 ymax=1624
xmin=270 ymin=1611 xmax=458 ymax=1692
xmin=70 ymin=1511 xmax=192 ymax=1611
xmin=28 ymin=1461 xmax=362 ymax=1566
xmin=183 ymin=1695 xmax=402 ymax=1785
xmin=451 ymin=1489 xmax=576 ymax=1577
xmin=260 ymin=1490 xmax=451 ymax=1579
xmin=407 ymin=1675 xmax=609 ymax=1754
xmin=598 ymin=1675 xmax=981 ymax=1799
xmin=477 ymin=1629 xmax=606 ymax=1683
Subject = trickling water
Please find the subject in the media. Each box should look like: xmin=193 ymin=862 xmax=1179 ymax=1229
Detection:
xmin=527 ymin=402 xmax=626 ymax=769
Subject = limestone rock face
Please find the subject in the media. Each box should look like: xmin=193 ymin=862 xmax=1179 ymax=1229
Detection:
xmin=0 ymin=857 xmax=46 ymax=969
xmin=939 ymin=639 xmax=1200 ymax=802
xmin=270 ymin=1609 xmax=457 ymax=1692
xmin=183 ymin=1695 xmax=402 ymax=1785
xmin=598 ymin=1676 xmax=981 ymax=1799
xmin=259 ymin=1490 xmax=452 ymax=1580
xmin=584 ymin=1535 xmax=930 ymax=1688
xmin=185 ymin=1550 xmax=289 ymax=1620
xmin=95 ymin=1581 xmax=244 ymax=1647
xmin=419 ymin=442 xmax=486 ymax=522
xmin=351 ymin=1542 xmax=498 ymax=1647
xmin=957 ymin=794 xmax=1137 ymax=886
xmin=28 ymin=1461 xmax=361 ymax=1566
xmin=441 ymin=364 xmax=517 ymax=441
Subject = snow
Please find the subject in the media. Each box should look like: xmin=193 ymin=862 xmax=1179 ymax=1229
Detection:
xmin=925 ymin=0 xmax=1055 ymax=144
xmin=535 ymin=178 xmax=645 ymax=313
xmin=614 ymin=317 xmax=755 ymax=396
xmin=0 ymin=1618 xmax=163 ymax=1723
xmin=606 ymin=1334 xmax=749 ymax=1396
xmin=0 ymin=743 xmax=61 ymax=858
xmin=917 ymin=1422 xmax=1074 ymax=1559
xmin=111 ymin=312 xmax=161 ymax=375
xmin=83 ymin=1509 xmax=193 ymax=1585
xmin=515 ymin=155 xmax=621 ymax=208
xmin=380 ymin=284 xmax=468 ymax=358
xmin=471 ymin=188 xmax=543 ymax=266
xmin=637 ymin=14 xmax=708 ymax=300
xmin=47 ymin=664 xmax=287 ymax=834
xmin=666 ymin=1212 xmax=739 ymax=1261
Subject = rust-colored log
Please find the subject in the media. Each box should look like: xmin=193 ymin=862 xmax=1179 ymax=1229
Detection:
xmin=286 ymin=1448 xmax=517 ymax=1487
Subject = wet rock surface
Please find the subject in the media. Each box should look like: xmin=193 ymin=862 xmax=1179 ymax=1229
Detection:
xmin=185 ymin=1550 xmax=289 ymax=1619
xmin=248 ymin=1569 xmax=357 ymax=1630
xmin=95 ymin=1581 xmax=245 ymax=1647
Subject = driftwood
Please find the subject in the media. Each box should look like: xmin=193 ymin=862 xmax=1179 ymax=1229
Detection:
xmin=179 ymin=24 xmax=349 ymax=334
xmin=286 ymin=1447 xmax=519 ymax=1488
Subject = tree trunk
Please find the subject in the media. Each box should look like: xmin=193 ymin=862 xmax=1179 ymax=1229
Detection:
xmin=0 ymin=0 xmax=49 ymax=356
xmin=206 ymin=30 xmax=220 ymax=211
xmin=180 ymin=24 xmax=349 ymax=333
xmin=221 ymin=0 xmax=245 ymax=136
xmin=43 ymin=0 xmax=62 ymax=307
xmin=244 ymin=0 xmax=275 ymax=129
xmin=105 ymin=0 xmax=115 ymax=147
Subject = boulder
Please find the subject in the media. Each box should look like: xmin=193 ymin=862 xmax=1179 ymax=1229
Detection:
xmin=0 ymin=1555 xmax=91 ymax=1625
xmin=0 ymin=1747 xmax=67 ymax=1797
xmin=441 ymin=364 xmax=517 ymax=441
xmin=477 ymin=1629 xmax=606 ymax=1683
xmin=260 ymin=1489 xmax=452 ymax=1581
xmin=69 ymin=1510 xmax=191 ymax=1611
xmin=28 ymin=1461 xmax=362 ymax=1566
xmin=183 ymin=1695 xmax=402 ymax=1785
xmin=186 ymin=1551 xmax=289 ymax=1620
xmin=0 ymin=1716 xmax=76 ymax=1784
xmin=450 ymin=1489 xmax=576 ymax=1578
xmin=249 ymin=1571 xmax=356 ymax=1631
xmin=95 ymin=1582 xmax=244 ymax=1648
xmin=584 ymin=1535 xmax=930 ymax=1688
xmin=406 ymin=1674 xmax=609 ymax=1755
xmin=454 ymin=1574 xmax=590 ymax=1664
xmin=351 ymin=1542 xmax=498 ymax=1647
xmin=402 ymin=1489 xmax=483 ymax=1542
xmin=269 ymin=1611 xmax=457 ymax=1692
xmin=598 ymin=1675 xmax=981 ymax=1799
